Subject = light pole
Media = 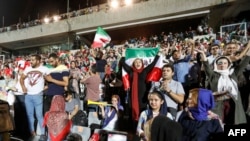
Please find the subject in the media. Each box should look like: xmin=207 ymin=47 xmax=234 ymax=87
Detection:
xmin=67 ymin=0 xmax=70 ymax=49
xmin=67 ymin=0 xmax=69 ymax=18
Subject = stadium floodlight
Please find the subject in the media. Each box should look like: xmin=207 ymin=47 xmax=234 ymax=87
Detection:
xmin=124 ymin=0 xmax=133 ymax=6
xmin=53 ymin=15 xmax=60 ymax=22
xmin=44 ymin=17 xmax=50 ymax=24
xmin=111 ymin=0 xmax=119 ymax=8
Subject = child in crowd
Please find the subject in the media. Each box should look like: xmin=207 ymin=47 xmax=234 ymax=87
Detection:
xmin=136 ymin=91 xmax=173 ymax=141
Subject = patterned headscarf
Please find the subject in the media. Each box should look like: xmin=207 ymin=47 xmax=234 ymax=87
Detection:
xmin=43 ymin=95 xmax=72 ymax=141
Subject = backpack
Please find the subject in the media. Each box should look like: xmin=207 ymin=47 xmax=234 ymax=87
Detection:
xmin=72 ymin=110 xmax=88 ymax=127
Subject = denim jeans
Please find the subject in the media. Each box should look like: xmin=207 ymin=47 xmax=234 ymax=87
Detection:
xmin=25 ymin=92 xmax=45 ymax=135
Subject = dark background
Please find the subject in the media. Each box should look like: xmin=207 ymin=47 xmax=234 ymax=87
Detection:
xmin=0 ymin=0 xmax=107 ymax=26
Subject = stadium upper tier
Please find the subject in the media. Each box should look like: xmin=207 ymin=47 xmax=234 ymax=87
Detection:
xmin=0 ymin=0 xmax=248 ymax=51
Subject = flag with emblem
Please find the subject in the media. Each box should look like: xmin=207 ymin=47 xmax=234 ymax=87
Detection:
xmin=91 ymin=27 xmax=111 ymax=48
xmin=122 ymin=47 xmax=163 ymax=90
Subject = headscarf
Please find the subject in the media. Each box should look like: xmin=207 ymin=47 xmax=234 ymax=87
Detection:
xmin=43 ymin=95 xmax=72 ymax=141
xmin=188 ymin=88 xmax=215 ymax=121
xmin=131 ymin=59 xmax=144 ymax=121
xmin=151 ymin=115 xmax=183 ymax=141
xmin=213 ymin=56 xmax=238 ymax=99
xmin=102 ymin=95 xmax=124 ymax=128
xmin=147 ymin=91 xmax=168 ymax=121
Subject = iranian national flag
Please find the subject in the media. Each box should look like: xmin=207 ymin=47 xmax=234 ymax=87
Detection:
xmin=122 ymin=47 xmax=163 ymax=90
xmin=91 ymin=27 xmax=111 ymax=48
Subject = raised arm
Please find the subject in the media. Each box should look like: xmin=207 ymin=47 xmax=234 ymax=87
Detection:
xmin=196 ymin=49 xmax=214 ymax=78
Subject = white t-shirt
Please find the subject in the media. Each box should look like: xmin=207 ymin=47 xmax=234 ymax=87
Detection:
xmin=23 ymin=65 xmax=49 ymax=95
xmin=102 ymin=111 xmax=118 ymax=131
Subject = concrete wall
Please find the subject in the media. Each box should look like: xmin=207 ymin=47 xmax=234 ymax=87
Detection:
xmin=0 ymin=0 xmax=234 ymax=43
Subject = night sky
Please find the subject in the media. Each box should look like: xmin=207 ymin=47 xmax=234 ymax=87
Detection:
xmin=0 ymin=0 xmax=106 ymax=26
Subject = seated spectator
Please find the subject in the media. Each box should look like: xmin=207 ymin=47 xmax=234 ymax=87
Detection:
xmin=99 ymin=95 xmax=124 ymax=131
xmin=177 ymin=88 xmax=223 ymax=141
xmin=151 ymin=115 xmax=183 ymax=141
xmin=66 ymin=133 xmax=82 ymax=141
xmin=136 ymin=91 xmax=173 ymax=141
xmin=43 ymin=95 xmax=72 ymax=141
xmin=64 ymin=91 xmax=80 ymax=121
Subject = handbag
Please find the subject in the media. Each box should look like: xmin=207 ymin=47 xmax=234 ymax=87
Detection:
xmin=71 ymin=110 xmax=88 ymax=127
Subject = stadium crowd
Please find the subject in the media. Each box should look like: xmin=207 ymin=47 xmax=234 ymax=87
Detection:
xmin=0 ymin=20 xmax=250 ymax=141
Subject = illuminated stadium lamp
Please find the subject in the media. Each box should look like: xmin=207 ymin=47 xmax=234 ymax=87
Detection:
xmin=111 ymin=0 xmax=119 ymax=8
xmin=124 ymin=0 xmax=133 ymax=6
xmin=53 ymin=15 xmax=60 ymax=22
xmin=44 ymin=17 xmax=50 ymax=24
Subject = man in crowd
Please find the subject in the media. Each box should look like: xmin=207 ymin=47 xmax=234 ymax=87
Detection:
xmin=20 ymin=54 xmax=49 ymax=140
xmin=44 ymin=53 xmax=69 ymax=114
xmin=150 ymin=64 xmax=185 ymax=119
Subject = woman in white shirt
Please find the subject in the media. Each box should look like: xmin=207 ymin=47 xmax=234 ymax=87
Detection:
xmin=99 ymin=94 xmax=124 ymax=131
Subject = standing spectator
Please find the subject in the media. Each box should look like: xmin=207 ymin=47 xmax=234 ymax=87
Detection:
xmin=120 ymin=47 xmax=160 ymax=127
xmin=95 ymin=51 xmax=107 ymax=80
xmin=198 ymin=41 xmax=250 ymax=125
xmin=207 ymin=44 xmax=221 ymax=65
xmin=80 ymin=64 xmax=102 ymax=112
xmin=44 ymin=53 xmax=69 ymax=114
xmin=69 ymin=61 xmax=81 ymax=99
xmin=171 ymin=40 xmax=194 ymax=109
xmin=12 ymin=68 xmax=30 ymax=140
xmin=20 ymin=54 xmax=49 ymax=140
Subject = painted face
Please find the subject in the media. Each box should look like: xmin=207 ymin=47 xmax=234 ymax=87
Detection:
xmin=133 ymin=59 xmax=143 ymax=69
xmin=148 ymin=94 xmax=164 ymax=112
xmin=30 ymin=56 xmax=40 ymax=68
xmin=162 ymin=67 xmax=174 ymax=80
xmin=216 ymin=58 xmax=229 ymax=70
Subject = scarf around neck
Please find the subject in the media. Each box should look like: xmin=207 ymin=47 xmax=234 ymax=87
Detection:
xmin=43 ymin=95 xmax=71 ymax=141
xmin=213 ymin=57 xmax=238 ymax=100
xmin=131 ymin=66 xmax=144 ymax=121
xmin=102 ymin=97 xmax=124 ymax=128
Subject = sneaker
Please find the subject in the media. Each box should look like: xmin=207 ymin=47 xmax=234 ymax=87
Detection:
xmin=39 ymin=135 xmax=47 ymax=141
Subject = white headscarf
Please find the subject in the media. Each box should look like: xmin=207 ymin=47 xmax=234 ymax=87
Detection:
xmin=213 ymin=56 xmax=238 ymax=100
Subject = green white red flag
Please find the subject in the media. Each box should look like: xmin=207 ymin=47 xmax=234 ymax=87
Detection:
xmin=91 ymin=27 xmax=111 ymax=48
xmin=122 ymin=47 xmax=163 ymax=90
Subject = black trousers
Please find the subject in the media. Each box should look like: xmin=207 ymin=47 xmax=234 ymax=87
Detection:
xmin=43 ymin=95 xmax=54 ymax=115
